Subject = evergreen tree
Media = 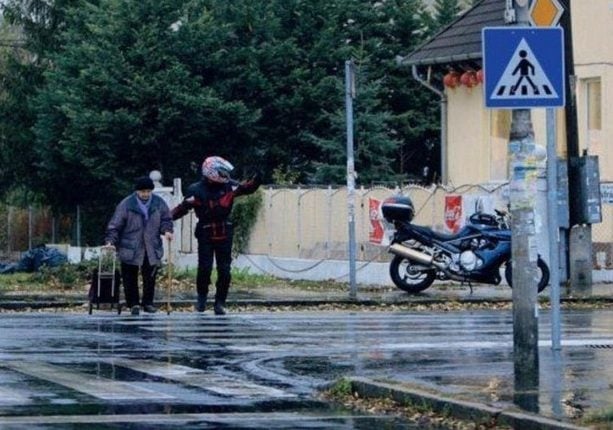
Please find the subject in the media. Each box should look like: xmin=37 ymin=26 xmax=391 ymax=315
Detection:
xmin=0 ymin=0 xmax=79 ymax=196
xmin=1 ymin=0 xmax=443 ymax=242
xmin=435 ymin=0 xmax=462 ymax=28
xmin=31 ymin=0 xmax=261 ymax=241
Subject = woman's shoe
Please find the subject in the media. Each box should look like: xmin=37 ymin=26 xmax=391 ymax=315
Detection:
xmin=131 ymin=305 xmax=140 ymax=316
xmin=196 ymin=295 xmax=207 ymax=312
xmin=143 ymin=305 xmax=157 ymax=313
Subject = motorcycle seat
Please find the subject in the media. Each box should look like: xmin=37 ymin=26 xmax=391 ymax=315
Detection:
xmin=411 ymin=224 xmax=474 ymax=242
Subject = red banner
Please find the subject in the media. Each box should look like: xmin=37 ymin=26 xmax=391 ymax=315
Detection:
xmin=444 ymin=195 xmax=463 ymax=233
xmin=369 ymin=198 xmax=385 ymax=244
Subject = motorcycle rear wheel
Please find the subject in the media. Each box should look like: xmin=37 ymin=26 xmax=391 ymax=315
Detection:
xmin=389 ymin=255 xmax=436 ymax=293
xmin=504 ymin=257 xmax=550 ymax=293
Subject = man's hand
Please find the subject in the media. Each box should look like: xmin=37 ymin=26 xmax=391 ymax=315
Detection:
xmin=243 ymin=171 xmax=262 ymax=187
xmin=164 ymin=232 xmax=173 ymax=241
xmin=250 ymin=170 xmax=262 ymax=182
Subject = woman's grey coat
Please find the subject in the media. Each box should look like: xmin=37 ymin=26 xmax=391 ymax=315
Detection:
xmin=105 ymin=193 xmax=174 ymax=266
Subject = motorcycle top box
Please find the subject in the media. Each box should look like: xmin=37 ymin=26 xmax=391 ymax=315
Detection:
xmin=382 ymin=195 xmax=414 ymax=222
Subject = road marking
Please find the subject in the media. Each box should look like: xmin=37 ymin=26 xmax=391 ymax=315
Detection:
xmin=0 ymin=412 xmax=387 ymax=425
xmin=0 ymin=387 xmax=29 ymax=404
xmin=111 ymin=358 xmax=294 ymax=398
xmin=230 ymin=337 xmax=613 ymax=352
xmin=4 ymin=361 xmax=173 ymax=400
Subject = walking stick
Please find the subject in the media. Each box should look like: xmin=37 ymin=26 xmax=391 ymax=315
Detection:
xmin=166 ymin=237 xmax=172 ymax=315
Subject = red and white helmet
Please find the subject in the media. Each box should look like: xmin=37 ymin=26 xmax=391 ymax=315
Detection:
xmin=202 ymin=156 xmax=234 ymax=183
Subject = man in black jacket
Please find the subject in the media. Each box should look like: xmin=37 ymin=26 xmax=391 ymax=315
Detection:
xmin=172 ymin=156 xmax=260 ymax=314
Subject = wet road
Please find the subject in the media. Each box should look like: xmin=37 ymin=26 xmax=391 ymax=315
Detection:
xmin=1 ymin=309 xmax=613 ymax=428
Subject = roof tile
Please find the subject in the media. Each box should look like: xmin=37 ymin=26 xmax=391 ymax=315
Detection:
xmin=402 ymin=0 xmax=506 ymax=66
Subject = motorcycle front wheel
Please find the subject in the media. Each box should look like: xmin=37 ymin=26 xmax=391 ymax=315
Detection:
xmin=389 ymin=255 xmax=436 ymax=293
xmin=504 ymin=257 xmax=550 ymax=293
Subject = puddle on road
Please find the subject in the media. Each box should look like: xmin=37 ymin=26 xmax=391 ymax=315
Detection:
xmin=0 ymin=400 xmax=424 ymax=429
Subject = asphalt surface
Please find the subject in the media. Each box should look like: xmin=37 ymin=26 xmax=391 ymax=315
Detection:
xmin=1 ymin=283 xmax=613 ymax=428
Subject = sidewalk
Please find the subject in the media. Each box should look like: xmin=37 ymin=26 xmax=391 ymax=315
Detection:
xmin=1 ymin=281 xmax=613 ymax=310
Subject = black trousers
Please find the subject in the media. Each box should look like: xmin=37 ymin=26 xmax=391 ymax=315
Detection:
xmin=121 ymin=254 xmax=158 ymax=307
xmin=196 ymin=237 xmax=232 ymax=305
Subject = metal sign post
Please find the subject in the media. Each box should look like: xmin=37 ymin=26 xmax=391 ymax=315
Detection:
xmin=546 ymin=108 xmax=561 ymax=350
xmin=483 ymin=24 xmax=565 ymax=352
xmin=345 ymin=59 xmax=357 ymax=299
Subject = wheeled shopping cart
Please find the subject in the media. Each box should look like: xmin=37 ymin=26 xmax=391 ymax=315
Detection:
xmin=88 ymin=246 xmax=122 ymax=314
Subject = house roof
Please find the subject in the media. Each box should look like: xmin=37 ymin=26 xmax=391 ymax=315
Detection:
xmin=401 ymin=0 xmax=506 ymax=67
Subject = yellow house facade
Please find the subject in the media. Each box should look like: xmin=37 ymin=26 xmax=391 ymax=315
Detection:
xmin=573 ymin=0 xmax=611 ymax=179
xmin=402 ymin=0 xmax=612 ymax=267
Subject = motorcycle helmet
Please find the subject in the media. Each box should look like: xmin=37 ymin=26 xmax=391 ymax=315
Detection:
xmin=202 ymin=156 xmax=234 ymax=183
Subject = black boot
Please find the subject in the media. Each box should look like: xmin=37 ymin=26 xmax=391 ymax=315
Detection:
xmin=213 ymin=301 xmax=226 ymax=315
xmin=196 ymin=294 xmax=207 ymax=312
xmin=214 ymin=282 xmax=229 ymax=315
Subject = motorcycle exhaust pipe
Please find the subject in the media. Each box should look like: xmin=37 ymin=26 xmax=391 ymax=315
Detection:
xmin=388 ymin=243 xmax=446 ymax=270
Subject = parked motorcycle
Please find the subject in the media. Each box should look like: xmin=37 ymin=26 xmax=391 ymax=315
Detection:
xmin=381 ymin=195 xmax=550 ymax=294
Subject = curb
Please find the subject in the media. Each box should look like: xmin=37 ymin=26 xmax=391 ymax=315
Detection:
xmin=0 ymin=297 xmax=515 ymax=311
xmin=3 ymin=295 xmax=613 ymax=311
xmin=347 ymin=377 xmax=588 ymax=430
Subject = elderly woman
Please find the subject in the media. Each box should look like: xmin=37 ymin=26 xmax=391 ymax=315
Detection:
xmin=105 ymin=176 xmax=173 ymax=315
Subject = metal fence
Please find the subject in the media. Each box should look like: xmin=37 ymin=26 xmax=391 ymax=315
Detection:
xmin=0 ymin=205 xmax=77 ymax=260
xmin=2 ymin=181 xmax=612 ymax=269
xmin=240 ymin=181 xmax=613 ymax=269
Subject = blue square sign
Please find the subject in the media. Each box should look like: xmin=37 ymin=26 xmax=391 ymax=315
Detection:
xmin=482 ymin=27 xmax=565 ymax=108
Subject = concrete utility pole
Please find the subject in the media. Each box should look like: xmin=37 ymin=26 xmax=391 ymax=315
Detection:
xmin=345 ymin=59 xmax=357 ymax=299
xmin=509 ymin=0 xmax=539 ymax=412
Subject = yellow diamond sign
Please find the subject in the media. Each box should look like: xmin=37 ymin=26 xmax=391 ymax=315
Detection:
xmin=530 ymin=0 xmax=564 ymax=27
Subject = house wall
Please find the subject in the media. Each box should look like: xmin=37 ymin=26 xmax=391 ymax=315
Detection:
xmin=572 ymin=0 xmax=613 ymax=68
xmin=442 ymin=0 xmax=612 ymax=252
xmin=445 ymin=0 xmax=611 ymax=185
xmin=445 ymin=85 xmax=552 ymax=185
xmin=574 ymin=64 xmax=612 ymax=180
xmin=572 ymin=0 xmax=613 ymax=250
xmin=573 ymin=0 xmax=612 ymax=182
xmin=446 ymin=86 xmax=488 ymax=185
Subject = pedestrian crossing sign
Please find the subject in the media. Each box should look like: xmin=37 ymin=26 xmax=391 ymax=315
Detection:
xmin=482 ymin=27 xmax=565 ymax=108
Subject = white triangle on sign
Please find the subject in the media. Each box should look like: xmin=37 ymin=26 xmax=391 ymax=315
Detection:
xmin=490 ymin=38 xmax=558 ymax=100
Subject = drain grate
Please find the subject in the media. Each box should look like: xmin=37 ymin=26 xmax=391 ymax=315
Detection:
xmin=586 ymin=344 xmax=613 ymax=349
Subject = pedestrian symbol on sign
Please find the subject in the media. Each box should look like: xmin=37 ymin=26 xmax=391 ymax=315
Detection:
xmin=511 ymin=50 xmax=538 ymax=95
xmin=491 ymin=38 xmax=558 ymax=100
